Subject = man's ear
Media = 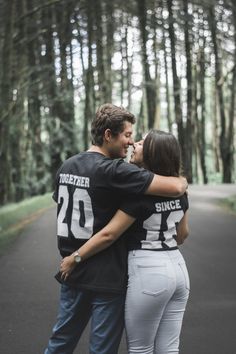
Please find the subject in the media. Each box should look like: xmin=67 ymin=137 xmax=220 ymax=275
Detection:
xmin=104 ymin=129 xmax=112 ymax=143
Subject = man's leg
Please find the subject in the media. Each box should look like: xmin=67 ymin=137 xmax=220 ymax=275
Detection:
xmin=45 ymin=284 xmax=92 ymax=354
xmin=89 ymin=291 xmax=125 ymax=354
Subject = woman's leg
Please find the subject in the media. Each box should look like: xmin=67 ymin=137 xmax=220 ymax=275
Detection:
xmin=125 ymin=251 xmax=175 ymax=354
xmin=154 ymin=254 xmax=190 ymax=354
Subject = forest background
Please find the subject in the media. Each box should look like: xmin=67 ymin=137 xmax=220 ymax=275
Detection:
xmin=0 ymin=0 xmax=235 ymax=206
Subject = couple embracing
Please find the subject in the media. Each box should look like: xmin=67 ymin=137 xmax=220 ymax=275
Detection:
xmin=44 ymin=103 xmax=189 ymax=354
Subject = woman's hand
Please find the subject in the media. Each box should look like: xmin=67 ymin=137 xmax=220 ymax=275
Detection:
xmin=60 ymin=255 xmax=76 ymax=280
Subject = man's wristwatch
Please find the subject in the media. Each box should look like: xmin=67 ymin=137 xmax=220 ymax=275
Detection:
xmin=73 ymin=250 xmax=82 ymax=263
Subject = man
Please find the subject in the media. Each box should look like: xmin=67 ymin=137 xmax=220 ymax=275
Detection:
xmin=44 ymin=103 xmax=187 ymax=354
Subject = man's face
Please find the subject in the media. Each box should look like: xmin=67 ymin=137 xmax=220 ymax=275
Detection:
xmin=130 ymin=139 xmax=144 ymax=167
xmin=108 ymin=121 xmax=134 ymax=158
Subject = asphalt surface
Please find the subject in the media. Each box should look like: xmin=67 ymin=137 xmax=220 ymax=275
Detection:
xmin=0 ymin=184 xmax=236 ymax=354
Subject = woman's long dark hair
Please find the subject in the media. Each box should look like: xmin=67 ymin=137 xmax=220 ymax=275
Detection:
xmin=143 ymin=129 xmax=182 ymax=177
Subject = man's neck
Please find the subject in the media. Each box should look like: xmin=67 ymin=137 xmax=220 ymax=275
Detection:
xmin=88 ymin=145 xmax=109 ymax=157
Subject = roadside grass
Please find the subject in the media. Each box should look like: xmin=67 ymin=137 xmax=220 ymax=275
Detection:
xmin=0 ymin=193 xmax=55 ymax=253
xmin=219 ymin=195 xmax=236 ymax=215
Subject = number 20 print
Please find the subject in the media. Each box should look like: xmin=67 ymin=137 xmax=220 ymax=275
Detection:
xmin=57 ymin=185 xmax=94 ymax=239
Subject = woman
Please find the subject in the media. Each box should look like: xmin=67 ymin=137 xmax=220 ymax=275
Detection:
xmin=61 ymin=130 xmax=190 ymax=354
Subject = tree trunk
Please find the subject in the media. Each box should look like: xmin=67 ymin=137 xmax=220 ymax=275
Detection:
xmin=55 ymin=2 xmax=77 ymax=159
xmin=195 ymin=45 xmax=208 ymax=184
xmin=212 ymin=82 xmax=221 ymax=173
xmin=124 ymin=20 xmax=133 ymax=110
xmin=167 ymin=0 xmax=186 ymax=175
xmin=94 ymin=0 xmax=109 ymax=104
xmin=183 ymin=0 xmax=193 ymax=182
xmin=105 ymin=0 xmax=114 ymax=102
xmin=152 ymin=9 xmax=161 ymax=129
xmin=120 ymin=34 xmax=124 ymax=106
xmin=137 ymin=0 xmax=156 ymax=129
xmin=198 ymin=43 xmax=208 ymax=184
xmin=26 ymin=0 xmax=45 ymax=195
xmin=163 ymin=32 xmax=172 ymax=132
xmin=225 ymin=0 xmax=236 ymax=182
xmin=192 ymin=64 xmax=199 ymax=183
xmin=84 ymin=0 xmax=95 ymax=150
xmin=42 ymin=4 xmax=61 ymax=186
xmin=208 ymin=5 xmax=229 ymax=182
xmin=0 ymin=0 xmax=15 ymax=204
xmin=11 ymin=0 xmax=28 ymax=201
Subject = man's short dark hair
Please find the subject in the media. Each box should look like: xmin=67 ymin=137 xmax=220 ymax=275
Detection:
xmin=91 ymin=103 xmax=136 ymax=146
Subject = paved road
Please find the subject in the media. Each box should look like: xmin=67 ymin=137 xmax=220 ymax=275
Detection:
xmin=0 ymin=184 xmax=236 ymax=354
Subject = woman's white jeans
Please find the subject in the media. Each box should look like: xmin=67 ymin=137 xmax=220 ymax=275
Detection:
xmin=125 ymin=249 xmax=190 ymax=354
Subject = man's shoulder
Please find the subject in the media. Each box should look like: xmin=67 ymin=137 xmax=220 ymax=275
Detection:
xmin=59 ymin=152 xmax=123 ymax=176
xmin=62 ymin=151 xmax=104 ymax=166
xmin=97 ymin=157 xmax=145 ymax=176
xmin=58 ymin=152 xmax=152 ymax=188
xmin=62 ymin=152 xmax=141 ymax=171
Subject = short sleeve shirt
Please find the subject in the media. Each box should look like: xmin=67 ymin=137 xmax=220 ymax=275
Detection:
xmin=53 ymin=151 xmax=154 ymax=293
xmin=120 ymin=193 xmax=189 ymax=251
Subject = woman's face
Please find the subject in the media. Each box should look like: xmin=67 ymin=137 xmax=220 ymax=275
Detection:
xmin=129 ymin=139 xmax=144 ymax=167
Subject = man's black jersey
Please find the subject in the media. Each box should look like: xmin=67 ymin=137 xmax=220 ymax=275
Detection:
xmin=53 ymin=151 xmax=154 ymax=293
xmin=120 ymin=193 xmax=188 ymax=251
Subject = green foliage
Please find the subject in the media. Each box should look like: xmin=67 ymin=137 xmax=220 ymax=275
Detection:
xmin=0 ymin=0 xmax=235 ymax=205
xmin=0 ymin=193 xmax=54 ymax=252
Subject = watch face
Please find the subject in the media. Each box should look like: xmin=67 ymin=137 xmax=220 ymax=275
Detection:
xmin=74 ymin=255 xmax=81 ymax=263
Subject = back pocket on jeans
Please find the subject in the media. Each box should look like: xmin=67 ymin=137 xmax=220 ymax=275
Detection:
xmin=137 ymin=264 xmax=168 ymax=296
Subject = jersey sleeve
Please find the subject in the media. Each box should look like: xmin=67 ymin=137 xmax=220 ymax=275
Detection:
xmin=119 ymin=195 xmax=142 ymax=218
xmin=182 ymin=192 xmax=189 ymax=212
xmin=52 ymin=164 xmax=63 ymax=202
xmin=103 ymin=159 xmax=154 ymax=195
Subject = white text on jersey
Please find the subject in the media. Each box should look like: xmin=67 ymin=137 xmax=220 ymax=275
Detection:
xmin=59 ymin=173 xmax=90 ymax=188
xmin=155 ymin=199 xmax=181 ymax=212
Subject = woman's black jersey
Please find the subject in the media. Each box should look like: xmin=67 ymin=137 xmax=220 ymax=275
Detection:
xmin=120 ymin=193 xmax=188 ymax=251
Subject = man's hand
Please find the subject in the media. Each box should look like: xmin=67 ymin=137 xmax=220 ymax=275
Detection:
xmin=60 ymin=255 xmax=76 ymax=280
